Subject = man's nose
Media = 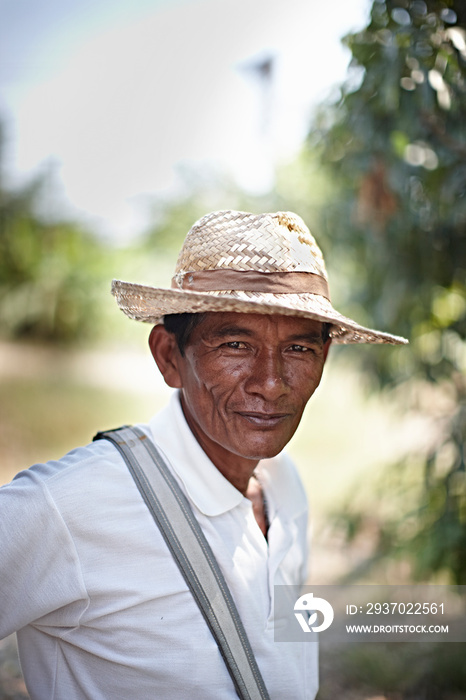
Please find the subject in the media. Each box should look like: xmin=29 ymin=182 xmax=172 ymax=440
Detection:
xmin=244 ymin=350 xmax=290 ymax=400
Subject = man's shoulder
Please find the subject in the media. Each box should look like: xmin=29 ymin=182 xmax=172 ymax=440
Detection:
xmin=5 ymin=422 xmax=151 ymax=492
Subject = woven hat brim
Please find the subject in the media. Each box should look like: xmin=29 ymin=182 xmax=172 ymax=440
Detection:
xmin=112 ymin=280 xmax=408 ymax=345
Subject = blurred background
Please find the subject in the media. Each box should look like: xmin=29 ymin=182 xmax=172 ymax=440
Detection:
xmin=1 ymin=0 xmax=465 ymax=698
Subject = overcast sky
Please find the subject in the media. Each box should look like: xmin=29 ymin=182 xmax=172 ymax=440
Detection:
xmin=0 ymin=0 xmax=371 ymax=240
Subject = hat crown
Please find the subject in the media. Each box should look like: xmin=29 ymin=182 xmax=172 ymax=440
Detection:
xmin=112 ymin=208 xmax=408 ymax=344
xmin=174 ymin=210 xmax=328 ymax=280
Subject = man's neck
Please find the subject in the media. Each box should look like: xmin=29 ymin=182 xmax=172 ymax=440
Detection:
xmin=245 ymin=474 xmax=269 ymax=537
xmin=188 ymin=428 xmax=258 ymax=495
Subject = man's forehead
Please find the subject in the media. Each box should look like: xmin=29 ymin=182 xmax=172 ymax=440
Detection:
xmin=193 ymin=311 xmax=325 ymax=340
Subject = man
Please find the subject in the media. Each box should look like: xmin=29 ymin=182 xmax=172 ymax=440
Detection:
xmin=0 ymin=210 xmax=406 ymax=699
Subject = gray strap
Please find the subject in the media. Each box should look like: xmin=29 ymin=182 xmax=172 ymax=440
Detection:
xmin=94 ymin=425 xmax=270 ymax=700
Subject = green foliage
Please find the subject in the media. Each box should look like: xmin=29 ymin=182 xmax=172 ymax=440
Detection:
xmin=314 ymin=0 xmax=466 ymax=582
xmin=0 ymin=149 xmax=110 ymax=344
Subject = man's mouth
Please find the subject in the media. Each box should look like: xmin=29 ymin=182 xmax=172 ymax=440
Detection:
xmin=237 ymin=411 xmax=291 ymax=427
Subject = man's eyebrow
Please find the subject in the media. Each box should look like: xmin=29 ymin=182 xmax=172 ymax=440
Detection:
xmin=207 ymin=327 xmax=324 ymax=344
xmin=288 ymin=332 xmax=324 ymax=345
xmin=209 ymin=325 xmax=255 ymax=339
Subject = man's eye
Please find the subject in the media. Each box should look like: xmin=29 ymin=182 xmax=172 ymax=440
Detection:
xmin=224 ymin=341 xmax=246 ymax=349
xmin=289 ymin=344 xmax=319 ymax=354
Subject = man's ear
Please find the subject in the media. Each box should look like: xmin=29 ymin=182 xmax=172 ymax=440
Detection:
xmin=148 ymin=325 xmax=183 ymax=389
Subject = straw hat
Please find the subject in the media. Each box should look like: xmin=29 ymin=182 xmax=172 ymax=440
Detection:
xmin=112 ymin=210 xmax=407 ymax=345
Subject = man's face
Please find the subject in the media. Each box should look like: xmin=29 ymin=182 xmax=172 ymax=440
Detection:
xmin=155 ymin=312 xmax=330 ymax=473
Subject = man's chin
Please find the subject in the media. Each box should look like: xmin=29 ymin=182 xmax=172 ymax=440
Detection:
xmin=233 ymin=439 xmax=288 ymax=462
xmin=238 ymin=424 xmax=299 ymax=461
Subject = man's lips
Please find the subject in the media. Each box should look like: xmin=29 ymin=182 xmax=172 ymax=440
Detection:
xmin=236 ymin=411 xmax=292 ymax=427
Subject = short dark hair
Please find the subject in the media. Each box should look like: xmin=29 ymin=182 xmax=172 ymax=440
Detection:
xmin=322 ymin=322 xmax=331 ymax=344
xmin=163 ymin=313 xmax=207 ymax=356
xmin=163 ymin=312 xmax=331 ymax=355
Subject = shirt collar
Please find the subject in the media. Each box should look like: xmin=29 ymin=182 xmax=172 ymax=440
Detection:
xmin=255 ymin=453 xmax=307 ymax=524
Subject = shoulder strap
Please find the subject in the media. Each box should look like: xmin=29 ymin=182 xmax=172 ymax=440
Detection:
xmin=94 ymin=425 xmax=270 ymax=700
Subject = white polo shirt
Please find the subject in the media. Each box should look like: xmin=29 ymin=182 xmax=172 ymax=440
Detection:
xmin=0 ymin=392 xmax=318 ymax=699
